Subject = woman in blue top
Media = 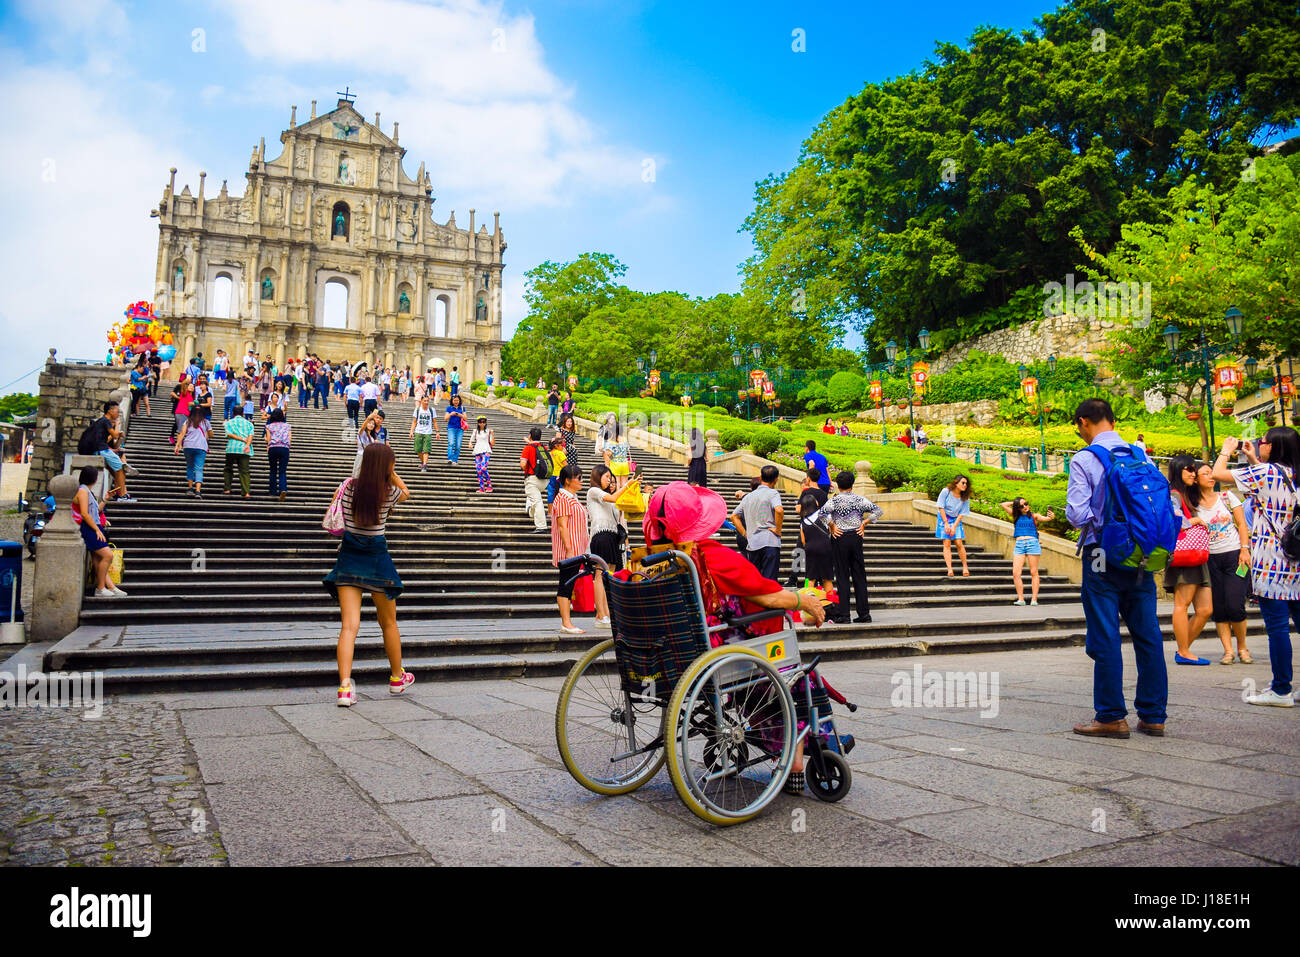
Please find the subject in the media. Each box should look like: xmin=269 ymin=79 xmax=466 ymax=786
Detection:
xmin=445 ymin=394 xmax=467 ymax=463
xmin=1000 ymin=497 xmax=1055 ymax=605
xmin=935 ymin=474 xmax=972 ymax=576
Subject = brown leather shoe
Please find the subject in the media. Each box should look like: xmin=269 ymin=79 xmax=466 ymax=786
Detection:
xmin=1136 ymin=721 xmax=1165 ymax=736
xmin=1072 ymin=718 xmax=1131 ymax=739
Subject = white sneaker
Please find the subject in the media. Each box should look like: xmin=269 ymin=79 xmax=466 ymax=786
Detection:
xmin=110 ymin=586 xmax=128 ymax=597
xmin=1245 ymin=689 xmax=1295 ymax=708
xmin=94 ymin=588 xmax=115 ymax=598
xmin=594 ymin=616 xmax=611 ymax=628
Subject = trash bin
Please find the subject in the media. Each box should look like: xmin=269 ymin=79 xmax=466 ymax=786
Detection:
xmin=0 ymin=540 xmax=22 ymax=623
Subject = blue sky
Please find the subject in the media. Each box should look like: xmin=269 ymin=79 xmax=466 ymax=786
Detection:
xmin=5 ymin=0 xmax=1267 ymax=395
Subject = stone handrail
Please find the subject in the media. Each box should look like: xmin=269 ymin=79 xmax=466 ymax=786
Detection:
xmin=873 ymin=491 xmax=1082 ymax=584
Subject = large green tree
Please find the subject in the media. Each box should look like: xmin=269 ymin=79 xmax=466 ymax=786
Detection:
xmin=741 ymin=0 xmax=1300 ymax=352
xmin=1079 ymin=151 xmax=1300 ymax=455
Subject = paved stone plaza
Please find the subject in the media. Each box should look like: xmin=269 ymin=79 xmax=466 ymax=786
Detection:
xmin=2 ymin=642 xmax=1296 ymax=866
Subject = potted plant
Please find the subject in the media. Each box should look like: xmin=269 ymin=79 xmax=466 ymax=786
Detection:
xmin=1186 ymin=410 xmax=1202 ymax=422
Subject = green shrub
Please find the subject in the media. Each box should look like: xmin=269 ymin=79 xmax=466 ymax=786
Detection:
xmin=471 ymin=380 xmax=487 ymax=392
xmin=775 ymin=419 xmax=793 ymax=432
xmin=718 ymin=426 xmax=751 ymax=451
xmin=870 ymin=460 xmax=919 ymax=491
xmin=749 ymin=426 xmax=783 ymax=458
xmin=923 ymin=461 xmax=974 ymax=500
xmin=827 ymin=371 xmax=866 ymax=411
xmin=592 ymin=388 xmax=610 ymax=397
xmin=921 ymin=443 xmax=950 ymax=457
xmin=797 ymin=381 xmax=829 ymax=414
xmin=711 ymin=406 xmax=731 ymax=417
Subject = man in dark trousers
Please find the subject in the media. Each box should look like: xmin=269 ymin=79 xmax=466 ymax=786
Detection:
xmin=814 ymin=470 xmax=882 ymax=624
xmin=730 ymin=466 xmax=784 ymax=580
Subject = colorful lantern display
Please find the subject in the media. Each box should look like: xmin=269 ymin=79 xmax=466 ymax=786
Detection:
xmin=911 ymin=361 xmax=930 ymax=396
xmin=869 ymin=380 xmax=882 ymax=402
xmin=1021 ymin=376 xmax=1039 ymax=400
xmin=106 ymin=301 xmax=173 ymax=365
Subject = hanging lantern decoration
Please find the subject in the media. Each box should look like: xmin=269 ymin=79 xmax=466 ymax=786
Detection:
xmin=647 ymin=369 xmax=661 ymax=394
xmin=761 ymin=380 xmax=776 ymax=404
xmin=1021 ymin=375 xmax=1039 ymax=401
xmin=680 ymin=391 xmax=692 ymax=408
xmin=567 ymin=374 xmax=578 ymax=391
xmin=1275 ymin=375 xmax=1295 ymax=400
xmin=870 ymin=380 xmax=882 ymax=403
xmin=911 ymin=361 xmax=930 ymax=398
xmin=737 ymin=389 xmax=748 ymax=400
xmin=1214 ymin=359 xmax=1242 ymax=415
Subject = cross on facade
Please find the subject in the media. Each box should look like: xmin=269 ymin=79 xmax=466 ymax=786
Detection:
xmin=336 ymin=87 xmax=357 ymax=103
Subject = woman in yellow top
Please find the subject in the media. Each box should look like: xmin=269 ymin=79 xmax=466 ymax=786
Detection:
xmin=603 ymin=420 xmax=631 ymax=490
xmin=546 ymin=435 xmax=568 ymax=505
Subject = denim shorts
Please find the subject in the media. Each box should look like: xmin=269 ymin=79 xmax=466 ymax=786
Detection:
xmin=1014 ymin=536 xmax=1042 ymax=556
xmin=99 ymin=449 xmax=122 ymax=471
xmin=323 ymin=532 xmax=404 ymax=600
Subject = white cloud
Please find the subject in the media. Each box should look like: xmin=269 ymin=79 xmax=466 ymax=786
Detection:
xmin=0 ymin=52 xmax=195 ymax=387
xmin=222 ymin=0 xmax=656 ymax=210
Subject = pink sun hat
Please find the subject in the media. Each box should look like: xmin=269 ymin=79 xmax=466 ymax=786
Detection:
xmin=643 ymin=481 xmax=729 ymax=545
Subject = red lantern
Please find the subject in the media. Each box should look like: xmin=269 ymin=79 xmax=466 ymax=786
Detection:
xmin=870 ymin=380 xmax=882 ymax=402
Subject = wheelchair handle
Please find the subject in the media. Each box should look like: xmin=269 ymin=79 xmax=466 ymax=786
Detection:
xmin=641 ymin=551 xmax=676 ymax=567
xmin=558 ymin=553 xmax=611 ymax=575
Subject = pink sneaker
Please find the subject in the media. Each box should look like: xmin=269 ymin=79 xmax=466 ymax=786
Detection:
xmin=389 ymin=670 xmax=415 ymax=695
xmin=337 ymin=680 xmax=356 ymax=707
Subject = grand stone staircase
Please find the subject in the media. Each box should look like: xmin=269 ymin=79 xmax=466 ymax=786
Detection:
xmin=42 ymin=395 xmax=1149 ymax=690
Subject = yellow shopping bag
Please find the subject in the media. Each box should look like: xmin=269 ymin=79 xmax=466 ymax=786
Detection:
xmin=612 ymin=479 xmax=648 ymax=516
xmin=109 ymin=547 xmax=124 ymax=585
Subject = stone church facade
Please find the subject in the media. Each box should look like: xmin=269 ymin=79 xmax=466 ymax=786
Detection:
xmin=152 ymin=96 xmax=505 ymax=382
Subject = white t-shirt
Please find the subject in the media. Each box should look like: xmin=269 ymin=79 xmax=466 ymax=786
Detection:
xmin=361 ymin=381 xmax=380 ymax=401
xmin=344 ymin=382 xmax=362 ymax=401
xmin=1133 ymin=439 xmax=1147 ymax=453
xmin=412 ymin=406 xmax=435 ymax=435
xmin=471 ymin=427 xmax=494 ymax=456
xmin=1196 ymin=490 xmax=1244 ymax=554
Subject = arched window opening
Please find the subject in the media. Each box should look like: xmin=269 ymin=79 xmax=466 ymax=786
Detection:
xmin=212 ymin=274 xmax=233 ymax=318
xmin=433 ymin=296 xmax=448 ymax=337
xmin=323 ymin=280 xmax=349 ymax=329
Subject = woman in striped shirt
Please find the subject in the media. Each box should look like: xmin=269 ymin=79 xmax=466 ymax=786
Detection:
xmin=552 ymin=464 xmax=608 ymax=634
xmin=324 ymin=443 xmax=413 ymax=705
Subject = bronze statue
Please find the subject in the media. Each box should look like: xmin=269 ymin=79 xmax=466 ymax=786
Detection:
xmin=399 ymin=290 xmax=410 ymax=313
xmin=476 ymin=294 xmax=487 ymax=322
xmin=333 ymin=211 xmax=346 ymax=237
xmin=261 ymin=276 xmax=274 ymax=300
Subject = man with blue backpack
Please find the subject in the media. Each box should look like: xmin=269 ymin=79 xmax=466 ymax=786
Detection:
xmin=1066 ymin=398 xmax=1180 ymax=739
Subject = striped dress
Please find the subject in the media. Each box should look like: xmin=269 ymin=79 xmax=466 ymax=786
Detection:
xmin=550 ymin=488 xmax=589 ymax=565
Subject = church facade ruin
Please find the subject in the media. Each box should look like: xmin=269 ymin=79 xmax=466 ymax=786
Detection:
xmin=152 ymin=95 xmax=505 ymax=381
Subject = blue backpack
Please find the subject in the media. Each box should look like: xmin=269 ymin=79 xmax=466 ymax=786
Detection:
xmin=1081 ymin=443 xmax=1180 ymax=571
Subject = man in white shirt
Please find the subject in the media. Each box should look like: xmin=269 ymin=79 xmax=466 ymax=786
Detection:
xmin=409 ymin=395 xmax=438 ymax=471
xmin=360 ymin=376 xmax=382 ymax=418
xmin=344 ymin=378 xmax=363 ymax=427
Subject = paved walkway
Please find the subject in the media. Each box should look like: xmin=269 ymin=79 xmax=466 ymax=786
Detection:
xmin=2 ymin=644 xmax=1295 ymax=866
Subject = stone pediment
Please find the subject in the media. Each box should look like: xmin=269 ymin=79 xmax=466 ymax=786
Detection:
xmin=293 ymin=102 xmax=399 ymax=150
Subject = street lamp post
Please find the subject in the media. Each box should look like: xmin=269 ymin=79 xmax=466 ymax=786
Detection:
xmin=1161 ymin=306 xmax=1245 ymax=454
xmin=884 ymin=327 xmax=930 ymax=444
xmin=1019 ymin=355 xmax=1055 ymax=469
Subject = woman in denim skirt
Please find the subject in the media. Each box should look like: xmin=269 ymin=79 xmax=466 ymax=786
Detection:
xmin=324 ymin=442 xmax=413 ymax=706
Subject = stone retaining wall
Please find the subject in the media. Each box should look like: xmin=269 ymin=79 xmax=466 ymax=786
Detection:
xmin=24 ymin=352 xmax=132 ymax=503
xmin=931 ymin=312 xmax=1117 ymax=381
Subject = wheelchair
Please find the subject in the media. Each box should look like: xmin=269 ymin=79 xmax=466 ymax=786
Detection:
xmin=554 ymin=550 xmax=857 ymax=826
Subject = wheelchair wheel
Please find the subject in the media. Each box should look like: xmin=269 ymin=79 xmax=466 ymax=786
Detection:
xmin=555 ymin=639 xmax=666 ymax=795
xmin=806 ymin=750 xmax=851 ymax=803
xmin=665 ymin=645 xmax=795 ymax=826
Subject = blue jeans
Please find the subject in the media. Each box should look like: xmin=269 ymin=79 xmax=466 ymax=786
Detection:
xmin=268 ymin=446 xmax=289 ymax=494
xmin=1080 ymin=546 xmax=1168 ymax=724
xmin=1255 ymin=596 xmax=1298 ymax=696
xmin=224 ymin=395 xmax=237 ymax=420
xmin=547 ymin=405 xmax=557 ymax=425
xmin=298 ymin=385 xmax=309 ymax=408
xmin=314 ymin=384 xmax=328 ymax=409
xmin=183 ymin=447 xmax=207 ymax=484
xmin=447 ymin=428 xmax=463 ymax=462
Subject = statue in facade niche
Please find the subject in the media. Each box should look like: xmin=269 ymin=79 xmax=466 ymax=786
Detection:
xmin=333 ymin=211 xmax=346 ymax=237
xmin=476 ymin=294 xmax=487 ymax=322
xmin=261 ymin=276 xmax=274 ymax=300
xmin=399 ymin=290 xmax=410 ymax=313
xmin=174 ymin=265 xmax=185 ymax=292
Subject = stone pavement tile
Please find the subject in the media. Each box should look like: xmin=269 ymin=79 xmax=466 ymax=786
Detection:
xmin=898 ymin=806 xmax=1115 ymax=864
xmin=348 ymin=697 xmax=441 ymax=727
xmin=1224 ymin=753 xmax=1300 ymax=776
xmin=840 ymin=741 xmax=914 ymax=766
xmin=517 ymin=808 xmax=728 ymax=866
xmin=476 ymin=766 xmax=640 ymax=813
xmin=390 ymin=719 xmax=550 ymax=773
xmin=831 ymin=775 xmax=979 ymax=823
xmin=321 ymin=853 xmax=431 ymax=866
xmin=384 ymin=795 xmax=592 ymax=866
xmin=1046 ymin=834 xmax=1276 ymax=867
xmin=482 ymin=684 xmax=562 ymax=711
xmin=1104 ymin=777 xmax=1282 ymax=815
xmin=512 ymin=676 xmax=568 ymax=693
xmin=147 ymin=688 xmax=324 ymax=710
xmin=191 ymin=733 xmax=336 ymax=784
xmin=1174 ymin=805 xmax=1300 ymax=866
xmin=1020 ymin=788 xmax=1222 ymax=839
xmin=650 ymin=793 xmax=1005 ymax=866
xmin=1026 ymin=725 xmax=1256 ymax=762
xmin=964 ymin=730 xmax=1300 ymax=800
xmin=272 ymin=703 xmax=392 ymax=743
xmin=320 ymin=739 xmax=484 ymax=803
xmin=876 ymin=734 xmax=1130 ymax=786
xmin=205 ymin=776 xmax=414 ymax=866
xmin=849 ymin=712 xmax=1000 ymax=738
xmin=179 ymin=706 xmax=289 ymax=738
xmin=862 ymin=755 xmax=1073 ymax=807
xmin=403 ymin=691 xmax=524 ymax=717
xmin=455 ymin=709 xmax=559 ymax=755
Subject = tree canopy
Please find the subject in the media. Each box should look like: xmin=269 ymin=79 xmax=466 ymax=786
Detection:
xmin=740 ymin=0 xmax=1300 ymax=352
